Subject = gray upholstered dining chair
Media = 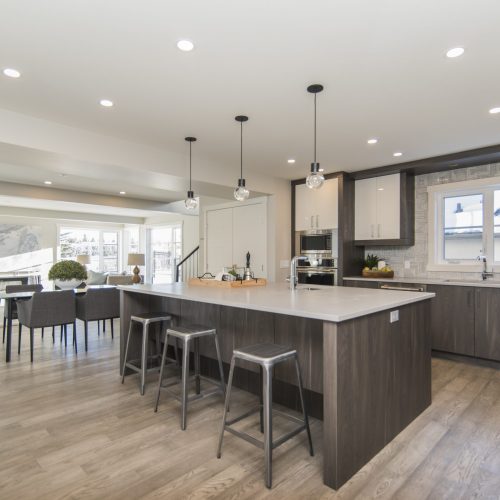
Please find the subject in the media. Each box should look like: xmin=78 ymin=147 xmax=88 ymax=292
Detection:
xmin=17 ymin=290 xmax=77 ymax=362
xmin=3 ymin=284 xmax=43 ymax=347
xmin=75 ymin=287 xmax=119 ymax=351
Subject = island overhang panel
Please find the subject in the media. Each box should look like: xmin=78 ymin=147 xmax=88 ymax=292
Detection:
xmin=119 ymin=283 xmax=433 ymax=490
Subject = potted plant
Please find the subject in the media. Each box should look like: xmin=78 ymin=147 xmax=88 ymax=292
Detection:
xmin=48 ymin=260 xmax=87 ymax=290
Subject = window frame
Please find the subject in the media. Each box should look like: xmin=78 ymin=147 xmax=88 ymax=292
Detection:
xmin=57 ymin=224 xmax=123 ymax=273
xmin=428 ymin=176 xmax=500 ymax=272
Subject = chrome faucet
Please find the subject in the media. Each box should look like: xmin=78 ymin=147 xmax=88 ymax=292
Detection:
xmin=478 ymin=255 xmax=494 ymax=280
xmin=289 ymin=256 xmax=308 ymax=290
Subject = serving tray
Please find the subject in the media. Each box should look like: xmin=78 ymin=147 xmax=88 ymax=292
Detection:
xmin=188 ymin=277 xmax=267 ymax=288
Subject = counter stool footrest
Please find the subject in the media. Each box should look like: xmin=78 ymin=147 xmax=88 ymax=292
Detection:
xmin=272 ymin=425 xmax=307 ymax=450
xmin=225 ymin=427 xmax=264 ymax=450
xmin=226 ymin=406 xmax=261 ymax=427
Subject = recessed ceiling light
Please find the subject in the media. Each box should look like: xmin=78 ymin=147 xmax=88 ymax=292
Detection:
xmin=3 ymin=68 xmax=21 ymax=78
xmin=367 ymin=138 xmax=378 ymax=145
xmin=446 ymin=47 xmax=465 ymax=58
xmin=287 ymin=159 xmax=296 ymax=164
xmin=377 ymin=187 xmax=385 ymax=191
xmin=99 ymin=99 xmax=114 ymax=107
xmin=393 ymin=152 xmax=403 ymax=157
xmin=44 ymin=180 xmax=52 ymax=185
xmin=119 ymin=191 xmax=126 ymax=195
xmin=489 ymin=107 xmax=500 ymax=114
xmin=318 ymin=168 xmax=324 ymax=172
xmin=177 ymin=39 xmax=194 ymax=52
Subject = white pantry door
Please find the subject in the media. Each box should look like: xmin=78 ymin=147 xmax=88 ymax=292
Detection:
xmin=232 ymin=203 xmax=267 ymax=278
xmin=206 ymin=208 xmax=233 ymax=274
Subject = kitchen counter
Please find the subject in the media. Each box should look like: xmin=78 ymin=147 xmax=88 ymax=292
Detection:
xmin=343 ymin=276 xmax=500 ymax=287
xmin=117 ymin=282 xmax=434 ymax=322
xmin=119 ymin=282 xmax=433 ymax=490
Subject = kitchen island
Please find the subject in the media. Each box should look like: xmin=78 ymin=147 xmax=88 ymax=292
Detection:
xmin=119 ymin=282 xmax=434 ymax=490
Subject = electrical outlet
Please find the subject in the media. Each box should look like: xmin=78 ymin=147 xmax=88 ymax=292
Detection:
xmin=280 ymin=260 xmax=290 ymax=269
xmin=404 ymin=260 xmax=411 ymax=269
xmin=390 ymin=310 xmax=399 ymax=323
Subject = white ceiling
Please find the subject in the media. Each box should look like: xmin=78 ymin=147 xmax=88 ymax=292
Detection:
xmin=1 ymin=0 xmax=500 ymax=183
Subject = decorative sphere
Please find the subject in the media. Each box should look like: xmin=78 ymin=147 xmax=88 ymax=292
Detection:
xmin=234 ymin=186 xmax=250 ymax=201
xmin=185 ymin=196 xmax=198 ymax=210
xmin=306 ymin=172 xmax=325 ymax=189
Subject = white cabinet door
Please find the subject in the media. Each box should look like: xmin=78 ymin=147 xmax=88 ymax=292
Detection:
xmin=295 ymin=183 xmax=316 ymax=231
xmin=376 ymin=174 xmax=400 ymax=239
xmin=232 ymin=203 xmax=267 ymax=278
xmin=355 ymin=177 xmax=377 ymax=240
xmin=316 ymin=177 xmax=338 ymax=229
xmin=206 ymin=208 xmax=233 ymax=274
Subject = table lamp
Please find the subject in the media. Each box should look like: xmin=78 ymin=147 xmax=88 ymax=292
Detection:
xmin=76 ymin=254 xmax=91 ymax=266
xmin=128 ymin=253 xmax=145 ymax=284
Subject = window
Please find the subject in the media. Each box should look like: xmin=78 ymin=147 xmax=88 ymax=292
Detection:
xmin=428 ymin=177 xmax=500 ymax=271
xmin=59 ymin=227 xmax=121 ymax=272
xmin=443 ymin=194 xmax=483 ymax=260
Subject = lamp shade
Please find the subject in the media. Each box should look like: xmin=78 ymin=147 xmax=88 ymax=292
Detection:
xmin=128 ymin=253 xmax=145 ymax=266
xmin=76 ymin=254 xmax=91 ymax=265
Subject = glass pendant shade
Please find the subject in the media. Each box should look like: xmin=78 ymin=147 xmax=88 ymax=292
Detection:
xmin=184 ymin=190 xmax=198 ymax=210
xmin=306 ymin=162 xmax=325 ymax=189
xmin=234 ymin=178 xmax=250 ymax=201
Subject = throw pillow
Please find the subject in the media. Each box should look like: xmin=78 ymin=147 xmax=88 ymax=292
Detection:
xmin=86 ymin=270 xmax=108 ymax=285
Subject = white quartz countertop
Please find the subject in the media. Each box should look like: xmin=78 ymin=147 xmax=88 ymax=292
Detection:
xmin=118 ymin=282 xmax=434 ymax=323
xmin=343 ymin=276 xmax=500 ymax=288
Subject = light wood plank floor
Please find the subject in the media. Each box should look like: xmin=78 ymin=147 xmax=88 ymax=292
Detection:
xmin=1 ymin=320 xmax=500 ymax=499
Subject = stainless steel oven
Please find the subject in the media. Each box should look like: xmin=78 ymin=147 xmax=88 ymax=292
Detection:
xmin=296 ymin=230 xmax=332 ymax=255
xmin=297 ymin=266 xmax=337 ymax=286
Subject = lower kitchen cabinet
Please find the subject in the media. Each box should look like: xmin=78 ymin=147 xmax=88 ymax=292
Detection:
xmin=426 ymin=285 xmax=475 ymax=356
xmin=474 ymin=287 xmax=500 ymax=362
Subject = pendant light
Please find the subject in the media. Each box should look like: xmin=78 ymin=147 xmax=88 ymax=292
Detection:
xmin=234 ymin=115 xmax=250 ymax=201
xmin=184 ymin=136 xmax=198 ymax=210
xmin=305 ymin=84 xmax=325 ymax=189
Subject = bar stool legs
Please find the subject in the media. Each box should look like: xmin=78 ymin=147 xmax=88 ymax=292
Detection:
xmin=155 ymin=326 xmax=225 ymax=431
xmin=217 ymin=345 xmax=313 ymax=489
xmin=121 ymin=313 xmax=171 ymax=395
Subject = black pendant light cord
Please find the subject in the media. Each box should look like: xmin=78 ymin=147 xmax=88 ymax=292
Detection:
xmin=240 ymin=121 xmax=243 ymax=180
xmin=314 ymin=93 xmax=317 ymax=164
xmin=189 ymin=141 xmax=192 ymax=190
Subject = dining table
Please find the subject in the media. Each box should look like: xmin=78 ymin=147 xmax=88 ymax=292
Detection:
xmin=1 ymin=285 xmax=115 ymax=362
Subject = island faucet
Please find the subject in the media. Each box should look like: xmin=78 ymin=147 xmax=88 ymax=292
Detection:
xmin=478 ymin=255 xmax=494 ymax=280
xmin=289 ymin=256 xmax=308 ymax=290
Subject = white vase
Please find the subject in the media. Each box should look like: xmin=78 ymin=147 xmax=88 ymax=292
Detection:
xmin=54 ymin=279 xmax=82 ymax=290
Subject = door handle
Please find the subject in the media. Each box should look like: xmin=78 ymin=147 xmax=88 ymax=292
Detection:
xmin=377 ymin=224 xmax=381 ymax=238
xmin=310 ymin=216 xmax=314 ymax=228
xmin=371 ymin=224 xmax=374 ymax=238
xmin=316 ymin=215 xmax=319 ymax=228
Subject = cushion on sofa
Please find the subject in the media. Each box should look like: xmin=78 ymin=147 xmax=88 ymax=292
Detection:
xmin=86 ymin=270 xmax=108 ymax=285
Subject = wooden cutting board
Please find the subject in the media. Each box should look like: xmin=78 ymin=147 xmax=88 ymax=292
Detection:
xmin=188 ymin=277 xmax=267 ymax=288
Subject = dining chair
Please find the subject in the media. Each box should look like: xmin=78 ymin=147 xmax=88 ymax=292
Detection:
xmin=3 ymin=284 xmax=43 ymax=347
xmin=76 ymin=287 xmax=119 ymax=351
xmin=17 ymin=290 xmax=77 ymax=362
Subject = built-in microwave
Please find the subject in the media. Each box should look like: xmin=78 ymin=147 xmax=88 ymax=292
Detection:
xmin=297 ymin=230 xmax=332 ymax=255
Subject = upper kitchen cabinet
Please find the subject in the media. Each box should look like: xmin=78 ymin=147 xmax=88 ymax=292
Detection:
xmin=295 ymin=177 xmax=338 ymax=231
xmin=354 ymin=172 xmax=414 ymax=246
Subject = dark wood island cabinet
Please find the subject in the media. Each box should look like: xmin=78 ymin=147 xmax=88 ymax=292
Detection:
xmin=119 ymin=282 xmax=434 ymax=490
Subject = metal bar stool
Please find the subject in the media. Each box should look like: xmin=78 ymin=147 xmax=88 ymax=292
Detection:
xmin=121 ymin=312 xmax=173 ymax=395
xmin=154 ymin=324 xmax=225 ymax=430
xmin=217 ymin=343 xmax=314 ymax=489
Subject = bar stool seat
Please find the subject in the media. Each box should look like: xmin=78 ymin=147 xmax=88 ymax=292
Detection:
xmin=121 ymin=312 xmax=172 ymax=395
xmin=154 ymin=323 xmax=225 ymax=430
xmin=217 ymin=343 xmax=314 ymax=489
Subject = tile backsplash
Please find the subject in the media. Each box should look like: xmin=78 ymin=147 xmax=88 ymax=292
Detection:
xmin=364 ymin=163 xmax=500 ymax=280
